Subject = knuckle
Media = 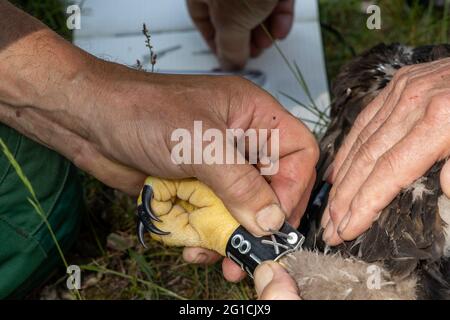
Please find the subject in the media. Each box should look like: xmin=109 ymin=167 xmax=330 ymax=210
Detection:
xmin=222 ymin=167 xmax=265 ymax=203
xmin=349 ymin=196 xmax=368 ymax=219
xmin=350 ymin=192 xmax=379 ymax=222
xmin=355 ymin=127 xmax=371 ymax=146
xmin=355 ymin=142 xmax=376 ymax=165
xmin=329 ymin=198 xmax=345 ymax=222
xmin=353 ymin=111 xmax=371 ymax=130
xmin=396 ymin=72 xmax=410 ymax=84
xmin=329 ymin=207 xmax=340 ymax=222
xmin=425 ymin=94 xmax=450 ymax=122
xmin=350 ymin=192 xmax=366 ymax=212
xmin=393 ymin=65 xmax=413 ymax=81
xmin=402 ymin=85 xmax=420 ymax=100
xmin=377 ymin=150 xmax=397 ymax=174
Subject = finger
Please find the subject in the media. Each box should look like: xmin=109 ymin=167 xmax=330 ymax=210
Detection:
xmin=251 ymin=25 xmax=272 ymax=53
xmin=320 ymin=204 xmax=331 ymax=231
xmin=339 ymin=120 xmax=446 ymax=241
xmin=440 ymin=158 xmax=450 ymax=198
xmin=287 ymin=170 xmax=316 ymax=228
xmin=250 ymin=0 xmax=295 ymax=57
xmin=196 ymin=161 xmax=285 ymax=237
xmin=250 ymin=43 xmax=264 ymax=58
xmin=321 ymin=78 xmax=397 ymax=229
xmin=269 ymin=135 xmax=318 ymax=219
xmin=324 ymin=97 xmax=425 ymax=245
xmin=268 ymin=0 xmax=295 ymax=40
xmin=322 ymin=66 xmax=436 ymax=229
xmin=330 ymin=81 xmax=393 ymax=183
xmin=214 ymin=25 xmax=251 ymax=70
xmin=222 ymin=258 xmax=247 ymax=282
xmin=332 ymin=65 xmax=438 ymax=189
xmin=183 ymin=247 xmax=222 ymax=264
xmin=261 ymin=110 xmax=319 ymax=219
xmin=207 ymin=92 xmax=317 ymax=236
xmin=254 ymin=261 xmax=300 ymax=300
xmin=186 ymin=0 xmax=216 ymax=52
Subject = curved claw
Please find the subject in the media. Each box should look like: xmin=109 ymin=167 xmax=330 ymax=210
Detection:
xmin=137 ymin=221 xmax=148 ymax=248
xmin=142 ymin=185 xmax=162 ymax=222
xmin=137 ymin=205 xmax=170 ymax=235
xmin=136 ymin=183 xmax=171 ymax=247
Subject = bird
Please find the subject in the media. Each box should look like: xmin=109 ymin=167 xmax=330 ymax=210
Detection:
xmin=297 ymin=43 xmax=450 ymax=300
xmin=135 ymin=43 xmax=450 ymax=300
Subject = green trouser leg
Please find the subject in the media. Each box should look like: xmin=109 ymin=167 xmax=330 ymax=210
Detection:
xmin=0 ymin=124 xmax=84 ymax=299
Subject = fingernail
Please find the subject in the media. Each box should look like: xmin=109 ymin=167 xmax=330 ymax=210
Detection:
xmin=322 ymin=220 xmax=334 ymax=242
xmin=254 ymin=263 xmax=274 ymax=296
xmin=256 ymin=204 xmax=285 ymax=234
xmin=323 ymin=163 xmax=334 ymax=182
xmin=338 ymin=212 xmax=351 ymax=235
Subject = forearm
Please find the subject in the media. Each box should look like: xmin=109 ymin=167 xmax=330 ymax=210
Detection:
xmin=0 ymin=1 xmax=105 ymax=155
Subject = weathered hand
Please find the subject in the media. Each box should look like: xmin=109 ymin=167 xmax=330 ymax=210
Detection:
xmin=94 ymin=67 xmax=318 ymax=280
xmin=321 ymin=58 xmax=450 ymax=245
xmin=93 ymin=68 xmax=318 ymax=236
xmin=254 ymin=261 xmax=300 ymax=300
xmin=187 ymin=0 xmax=295 ymax=70
xmin=0 ymin=2 xmax=317 ymax=282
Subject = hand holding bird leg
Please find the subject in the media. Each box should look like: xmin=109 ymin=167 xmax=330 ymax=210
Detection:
xmin=137 ymin=177 xmax=239 ymax=255
xmin=137 ymin=176 xmax=305 ymax=279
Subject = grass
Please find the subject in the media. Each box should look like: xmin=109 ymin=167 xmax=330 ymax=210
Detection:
xmin=6 ymin=0 xmax=450 ymax=300
xmin=0 ymin=139 xmax=82 ymax=300
xmin=9 ymin=0 xmax=73 ymax=41
xmin=320 ymin=0 xmax=450 ymax=81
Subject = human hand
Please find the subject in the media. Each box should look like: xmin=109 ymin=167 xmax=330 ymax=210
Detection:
xmin=187 ymin=0 xmax=295 ymax=70
xmin=254 ymin=261 xmax=300 ymax=300
xmin=0 ymin=2 xmax=316 ymax=280
xmin=90 ymin=65 xmax=318 ymax=280
xmin=321 ymin=58 xmax=450 ymax=246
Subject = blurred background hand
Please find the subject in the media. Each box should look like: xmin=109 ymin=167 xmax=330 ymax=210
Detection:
xmin=187 ymin=0 xmax=295 ymax=70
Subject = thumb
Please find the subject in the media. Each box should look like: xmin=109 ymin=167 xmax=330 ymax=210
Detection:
xmin=195 ymin=163 xmax=286 ymax=237
xmin=254 ymin=261 xmax=301 ymax=300
xmin=214 ymin=26 xmax=251 ymax=70
xmin=440 ymin=158 xmax=450 ymax=198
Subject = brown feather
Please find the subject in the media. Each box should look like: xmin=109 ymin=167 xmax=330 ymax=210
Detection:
xmin=302 ymin=43 xmax=450 ymax=299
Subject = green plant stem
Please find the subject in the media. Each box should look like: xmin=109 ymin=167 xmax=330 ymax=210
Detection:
xmin=80 ymin=264 xmax=187 ymax=300
xmin=259 ymin=24 xmax=329 ymax=120
xmin=0 ymin=138 xmax=82 ymax=300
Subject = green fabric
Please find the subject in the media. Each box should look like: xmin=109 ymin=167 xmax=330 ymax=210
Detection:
xmin=0 ymin=124 xmax=84 ymax=299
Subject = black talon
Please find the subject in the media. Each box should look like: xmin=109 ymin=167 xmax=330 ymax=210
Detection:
xmin=136 ymin=184 xmax=170 ymax=247
xmin=137 ymin=221 xmax=147 ymax=248
xmin=137 ymin=205 xmax=170 ymax=236
xmin=147 ymin=222 xmax=170 ymax=236
xmin=142 ymin=185 xmax=162 ymax=222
